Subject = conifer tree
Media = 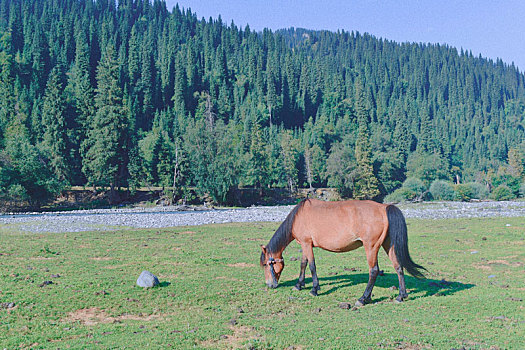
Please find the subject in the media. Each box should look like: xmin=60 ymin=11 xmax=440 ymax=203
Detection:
xmin=70 ymin=32 xmax=95 ymax=184
xmin=247 ymin=121 xmax=269 ymax=192
xmin=71 ymin=32 xmax=95 ymax=130
xmin=0 ymin=31 xmax=14 ymax=138
xmin=280 ymin=130 xmax=299 ymax=193
xmin=83 ymin=45 xmax=128 ymax=195
xmin=354 ymin=82 xmax=380 ymax=199
xmin=41 ymin=65 xmax=70 ymax=183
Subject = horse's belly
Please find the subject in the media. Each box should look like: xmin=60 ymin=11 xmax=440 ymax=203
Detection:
xmin=312 ymin=233 xmax=363 ymax=253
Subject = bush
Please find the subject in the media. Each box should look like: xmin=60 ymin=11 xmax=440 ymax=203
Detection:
xmin=466 ymin=182 xmax=489 ymax=199
xmin=429 ymin=180 xmax=455 ymax=201
xmin=520 ymin=183 xmax=525 ymax=198
xmin=403 ymin=177 xmax=426 ymax=195
xmin=1 ymin=133 xmax=66 ymax=206
xmin=384 ymin=187 xmax=411 ymax=203
xmin=384 ymin=177 xmax=427 ymax=203
xmin=491 ymin=184 xmax=516 ymax=201
xmin=493 ymin=174 xmax=521 ymax=197
xmin=7 ymin=184 xmax=30 ymax=201
xmin=454 ymin=183 xmax=475 ymax=201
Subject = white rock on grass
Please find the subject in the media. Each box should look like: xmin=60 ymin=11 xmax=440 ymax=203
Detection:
xmin=137 ymin=270 xmax=159 ymax=288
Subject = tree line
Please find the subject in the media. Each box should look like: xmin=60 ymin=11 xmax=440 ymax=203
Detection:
xmin=0 ymin=0 xmax=524 ymax=206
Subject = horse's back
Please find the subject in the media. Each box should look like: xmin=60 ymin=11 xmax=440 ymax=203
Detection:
xmin=293 ymin=199 xmax=389 ymax=252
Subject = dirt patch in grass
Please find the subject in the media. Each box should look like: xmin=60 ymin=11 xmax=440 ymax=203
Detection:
xmin=378 ymin=341 xmax=432 ymax=349
xmin=89 ymin=257 xmax=112 ymax=261
xmin=486 ymin=259 xmax=523 ymax=267
xmin=227 ymin=263 xmax=256 ymax=268
xmin=246 ymin=237 xmax=266 ymax=242
xmin=215 ymin=276 xmax=242 ymax=282
xmin=102 ymin=263 xmax=132 ymax=270
xmin=475 ymin=259 xmax=523 ymax=271
xmin=474 ymin=264 xmax=492 ymax=271
xmin=200 ymin=325 xmax=261 ymax=349
xmin=48 ymin=335 xmax=83 ymax=343
xmin=66 ymin=308 xmax=160 ymax=325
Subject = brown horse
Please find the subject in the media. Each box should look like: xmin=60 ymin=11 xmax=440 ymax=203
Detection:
xmin=260 ymin=198 xmax=425 ymax=306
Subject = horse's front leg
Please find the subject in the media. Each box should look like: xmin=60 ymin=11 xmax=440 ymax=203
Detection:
xmin=294 ymin=258 xmax=307 ymax=291
xmin=300 ymin=243 xmax=319 ymax=296
xmin=356 ymin=262 xmax=379 ymax=306
xmin=309 ymin=258 xmax=320 ymax=296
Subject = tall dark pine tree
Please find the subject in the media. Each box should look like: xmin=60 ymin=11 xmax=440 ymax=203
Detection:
xmin=71 ymin=32 xmax=95 ymax=132
xmin=83 ymin=45 xmax=128 ymax=196
xmin=247 ymin=121 xmax=269 ymax=193
xmin=0 ymin=31 xmax=14 ymax=138
xmin=139 ymin=39 xmax=154 ymax=129
xmin=41 ymin=65 xmax=70 ymax=183
xmin=71 ymin=31 xmax=95 ymax=183
xmin=8 ymin=2 xmax=23 ymax=53
xmin=354 ymin=82 xmax=380 ymax=199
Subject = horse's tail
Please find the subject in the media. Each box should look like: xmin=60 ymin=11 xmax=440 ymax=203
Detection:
xmin=386 ymin=205 xmax=426 ymax=279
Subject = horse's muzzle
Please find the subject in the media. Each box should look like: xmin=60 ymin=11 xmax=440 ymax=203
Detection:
xmin=266 ymin=281 xmax=278 ymax=289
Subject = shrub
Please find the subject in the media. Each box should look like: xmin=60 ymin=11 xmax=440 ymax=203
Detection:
xmin=454 ymin=183 xmax=475 ymax=201
xmin=384 ymin=177 xmax=427 ymax=203
xmin=491 ymin=184 xmax=515 ymax=201
xmin=7 ymin=184 xmax=30 ymax=202
xmin=466 ymin=182 xmax=489 ymax=199
xmin=493 ymin=174 xmax=521 ymax=197
xmin=384 ymin=188 xmax=411 ymax=203
xmin=429 ymin=180 xmax=455 ymax=201
xmin=520 ymin=183 xmax=525 ymax=198
xmin=401 ymin=177 xmax=427 ymax=199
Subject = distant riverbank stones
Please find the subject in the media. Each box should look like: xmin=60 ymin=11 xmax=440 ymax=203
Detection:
xmin=137 ymin=270 xmax=159 ymax=288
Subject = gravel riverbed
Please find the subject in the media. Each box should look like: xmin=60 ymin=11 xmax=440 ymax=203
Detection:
xmin=1 ymin=201 xmax=524 ymax=233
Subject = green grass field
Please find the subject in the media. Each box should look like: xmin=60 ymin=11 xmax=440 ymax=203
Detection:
xmin=1 ymin=217 xmax=524 ymax=349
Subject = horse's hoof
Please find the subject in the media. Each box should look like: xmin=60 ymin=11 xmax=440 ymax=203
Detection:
xmin=293 ymin=286 xmax=301 ymax=291
xmin=355 ymin=297 xmax=371 ymax=307
xmin=310 ymin=290 xmax=318 ymax=297
xmin=395 ymin=296 xmax=405 ymax=303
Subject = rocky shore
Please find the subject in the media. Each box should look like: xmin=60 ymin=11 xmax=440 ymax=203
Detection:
xmin=1 ymin=200 xmax=524 ymax=233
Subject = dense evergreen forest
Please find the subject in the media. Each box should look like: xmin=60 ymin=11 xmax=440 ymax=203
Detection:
xmin=0 ymin=0 xmax=524 ymax=206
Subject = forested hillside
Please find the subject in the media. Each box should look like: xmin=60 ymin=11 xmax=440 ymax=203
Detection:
xmin=0 ymin=0 xmax=524 ymax=205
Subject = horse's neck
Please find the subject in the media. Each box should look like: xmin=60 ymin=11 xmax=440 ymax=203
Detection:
xmin=269 ymin=231 xmax=293 ymax=255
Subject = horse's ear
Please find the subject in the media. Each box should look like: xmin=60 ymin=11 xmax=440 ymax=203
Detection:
xmin=261 ymin=245 xmax=267 ymax=254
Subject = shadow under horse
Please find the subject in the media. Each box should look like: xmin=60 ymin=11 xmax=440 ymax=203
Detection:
xmin=260 ymin=198 xmax=426 ymax=306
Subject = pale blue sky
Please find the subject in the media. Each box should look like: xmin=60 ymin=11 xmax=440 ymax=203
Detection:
xmin=165 ymin=0 xmax=525 ymax=72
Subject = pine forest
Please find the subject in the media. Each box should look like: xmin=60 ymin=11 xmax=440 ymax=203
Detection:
xmin=1 ymin=0 xmax=524 ymax=206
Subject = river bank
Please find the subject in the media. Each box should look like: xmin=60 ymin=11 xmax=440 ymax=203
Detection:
xmin=1 ymin=200 xmax=524 ymax=233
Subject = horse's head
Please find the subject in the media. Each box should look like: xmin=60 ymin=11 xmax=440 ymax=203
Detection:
xmin=260 ymin=245 xmax=284 ymax=288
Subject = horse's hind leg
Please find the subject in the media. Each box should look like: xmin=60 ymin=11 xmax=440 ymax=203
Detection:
xmin=382 ymin=237 xmax=408 ymax=302
xmin=356 ymin=246 xmax=380 ymax=307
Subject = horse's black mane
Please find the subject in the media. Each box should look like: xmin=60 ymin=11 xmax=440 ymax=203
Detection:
xmin=260 ymin=199 xmax=308 ymax=265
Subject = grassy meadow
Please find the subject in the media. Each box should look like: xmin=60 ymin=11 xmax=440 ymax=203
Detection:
xmin=0 ymin=217 xmax=524 ymax=349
